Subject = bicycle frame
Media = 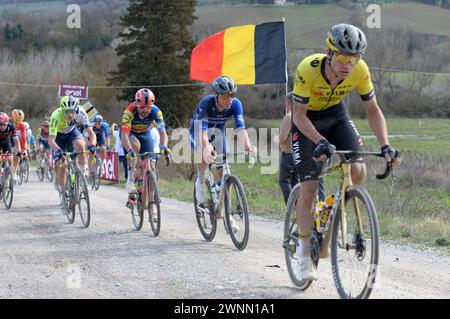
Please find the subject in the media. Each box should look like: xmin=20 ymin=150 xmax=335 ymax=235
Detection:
xmin=317 ymin=151 xmax=391 ymax=254
xmin=127 ymin=152 xmax=161 ymax=201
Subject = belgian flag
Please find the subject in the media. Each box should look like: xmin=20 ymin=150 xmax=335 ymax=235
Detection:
xmin=190 ymin=21 xmax=287 ymax=84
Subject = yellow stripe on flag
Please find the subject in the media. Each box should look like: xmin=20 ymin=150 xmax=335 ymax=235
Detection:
xmin=222 ymin=25 xmax=256 ymax=84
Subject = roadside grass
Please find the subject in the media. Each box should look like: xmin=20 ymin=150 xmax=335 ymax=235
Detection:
xmin=156 ymin=145 xmax=450 ymax=253
xmin=247 ymin=118 xmax=450 ymax=157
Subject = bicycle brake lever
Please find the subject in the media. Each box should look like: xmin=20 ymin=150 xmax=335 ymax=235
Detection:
xmin=375 ymin=161 xmax=392 ymax=180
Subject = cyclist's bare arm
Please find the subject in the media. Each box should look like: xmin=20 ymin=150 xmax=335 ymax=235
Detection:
xmin=292 ymin=101 xmax=325 ymax=144
xmin=86 ymin=127 xmax=97 ymax=146
xmin=12 ymin=136 xmax=21 ymax=151
xmin=121 ymin=131 xmax=132 ymax=152
xmin=362 ymin=97 xmax=389 ymax=148
xmin=236 ymin=128 xmax=254 ymax=151
xmin=158 ymin=129 xmax=168 ymax=148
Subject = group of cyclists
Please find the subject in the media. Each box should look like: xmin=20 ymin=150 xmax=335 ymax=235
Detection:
xmin=0 ymin=23 xmax=401 ymax=286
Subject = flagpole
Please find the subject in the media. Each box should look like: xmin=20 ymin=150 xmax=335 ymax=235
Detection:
xmin=282 ymin=17 xmax=288 ymax=114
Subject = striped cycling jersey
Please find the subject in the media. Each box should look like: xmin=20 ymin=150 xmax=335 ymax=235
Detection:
xmin=121 ymin=103 xmax=165 ymax=134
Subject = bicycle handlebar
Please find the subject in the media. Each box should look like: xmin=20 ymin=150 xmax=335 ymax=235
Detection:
xmin=126 ymin=151 xmax=172 ymax=169
xmin=212 ymin=151 xmax=256 ymax=164
xmin=312 ymin=150 xmax=397 ymax=180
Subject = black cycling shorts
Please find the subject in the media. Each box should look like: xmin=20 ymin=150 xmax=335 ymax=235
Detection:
xmin=291 ymin=102 xmax=364 ymax=182
xmin=0 ymin=138 xmax=13 ymax=154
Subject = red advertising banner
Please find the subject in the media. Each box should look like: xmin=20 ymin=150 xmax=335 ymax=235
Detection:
xmin=58 ymin=84 xmax=89 ymax=100
xmin=101 ymin=151 xmax=119 ymax=182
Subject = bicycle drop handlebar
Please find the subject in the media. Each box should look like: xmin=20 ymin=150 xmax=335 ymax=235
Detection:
xmin=312 ymin=150 xmax=396 ymax=180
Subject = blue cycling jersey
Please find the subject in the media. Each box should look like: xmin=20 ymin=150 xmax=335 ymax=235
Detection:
xmin=189 ymin=95 xmax=245 ymax=133
xmin=93 ymin=122 xmax=110 ymax=137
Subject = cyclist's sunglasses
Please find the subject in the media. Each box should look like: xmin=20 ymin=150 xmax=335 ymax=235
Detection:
xmin=333 ymin=51 xmax=361 ymax=66
xmin=137 ymin=105 xmax=151 ymax=111
xmin=63 ymin=109 xmax=76 ymax=115
xmin=0 ymin=123 xmax=7 ymax=127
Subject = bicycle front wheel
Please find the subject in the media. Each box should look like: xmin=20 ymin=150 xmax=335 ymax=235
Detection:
xmin=146 ymin=170 xmax=160 ymax=237
xmin=17 ymin=162 xmax=24 ymax=186
xmin=76 ymin=170 xmax=91 ymax=228
xmin=282 ymin=183 xmax=314 ymax=290
xmin=36 ymin=158 xmax=44 ymax=182
xmin=3 ymin=167 xmax=14 ymax=209
xmin=94 ymin=159 xmax=102 ymax=191
xmin=194 ymin=176 xmax=217 ymax=242
xmin=64 ymin=172 xmax=75 ymax=224
xmin=331 ymin=185 xmax=380 ymax=299
xmin=46 ymin=165 xmax=54 ymax=183
xmin=224 ymin=175 xmax=249 ymax=251
xmin=24 ymin=158 xmax=29 ymax=183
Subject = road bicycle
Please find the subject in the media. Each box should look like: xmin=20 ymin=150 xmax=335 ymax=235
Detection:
xmin=17 ymin=152 xmax=30 ymax=185
xmin=283 ymin=150 xmax=396 ymax=299
xmin=57 ymin=150 xmax=91 ymax=228
xmin=36 ymin=149 xmax=53 ymax=183
xmin=88 ymin=146 xmax=102 ymax=191
xmin=194 ymin=152 xmax=253 ymax=251
xmin=0 ymin=153 xmax=14 ymax=209
xmin=126 ymin=151 xmax=171 ymax=237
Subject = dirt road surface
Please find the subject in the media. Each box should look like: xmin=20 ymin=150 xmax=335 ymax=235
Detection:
xmin=0 ymin=176 xmax=448 ymax=299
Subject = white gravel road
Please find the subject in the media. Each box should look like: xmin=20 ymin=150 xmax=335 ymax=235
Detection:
xmin=0 ymin=175 xmax=448 ymax=299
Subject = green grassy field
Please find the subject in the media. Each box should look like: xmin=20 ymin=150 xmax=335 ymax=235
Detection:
xmin=247 ymin=118 xmax=450 ymax=157
xmin=195 ymin=2 xmax=450 ymax=48
xmin=157 ymin=117 xmax=449 ymax=252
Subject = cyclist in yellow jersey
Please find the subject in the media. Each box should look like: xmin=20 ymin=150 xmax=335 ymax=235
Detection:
xmin=291 ymin=24 xmax=400 ymax=281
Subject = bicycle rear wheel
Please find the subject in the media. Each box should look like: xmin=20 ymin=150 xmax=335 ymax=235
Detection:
xmin=283 ymin=183 xmax=314 ymax=290
xmin=194 ymin=176 xmax=217 ymax=242
xmin=224 ymin=175 xmax=249 ymax=250
xmin=146 ymin=170 xmax=160 ymax=237
xmin=130 ymin=194 xmax=144 ymax=231
xmin=3 ymin=167 xmax=14 ymax=209
xmin=331 ymin=185 xmax=379 ymax=299
xmin=76 ymin=170 xmax=91 ymax=228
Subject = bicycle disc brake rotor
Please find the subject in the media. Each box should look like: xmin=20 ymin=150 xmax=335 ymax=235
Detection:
xmin=310 ymin=232 xmax=320 ymax=267
xmin=355 ymin=233 xmax=366 ymax=261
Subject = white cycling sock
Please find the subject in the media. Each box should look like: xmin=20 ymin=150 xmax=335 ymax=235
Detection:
xmin=298 ymin=237 xmax=311 ymax=257
xmin=197 ymin=170 xmax=206 ymax=183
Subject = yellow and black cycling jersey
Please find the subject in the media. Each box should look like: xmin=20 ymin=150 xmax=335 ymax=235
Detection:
xmin=293 ymin=53 xmax=375 ymax=111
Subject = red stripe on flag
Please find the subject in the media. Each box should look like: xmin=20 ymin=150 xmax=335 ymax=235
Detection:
xmin=190 ymin=31 xmax=225 ymax=83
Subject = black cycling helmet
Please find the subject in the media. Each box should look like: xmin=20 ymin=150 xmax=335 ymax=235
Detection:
xmin=212 ymin=76 xmax=237 ymax=95
xmin=326 ymin=24 xmax=367 ymax=55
